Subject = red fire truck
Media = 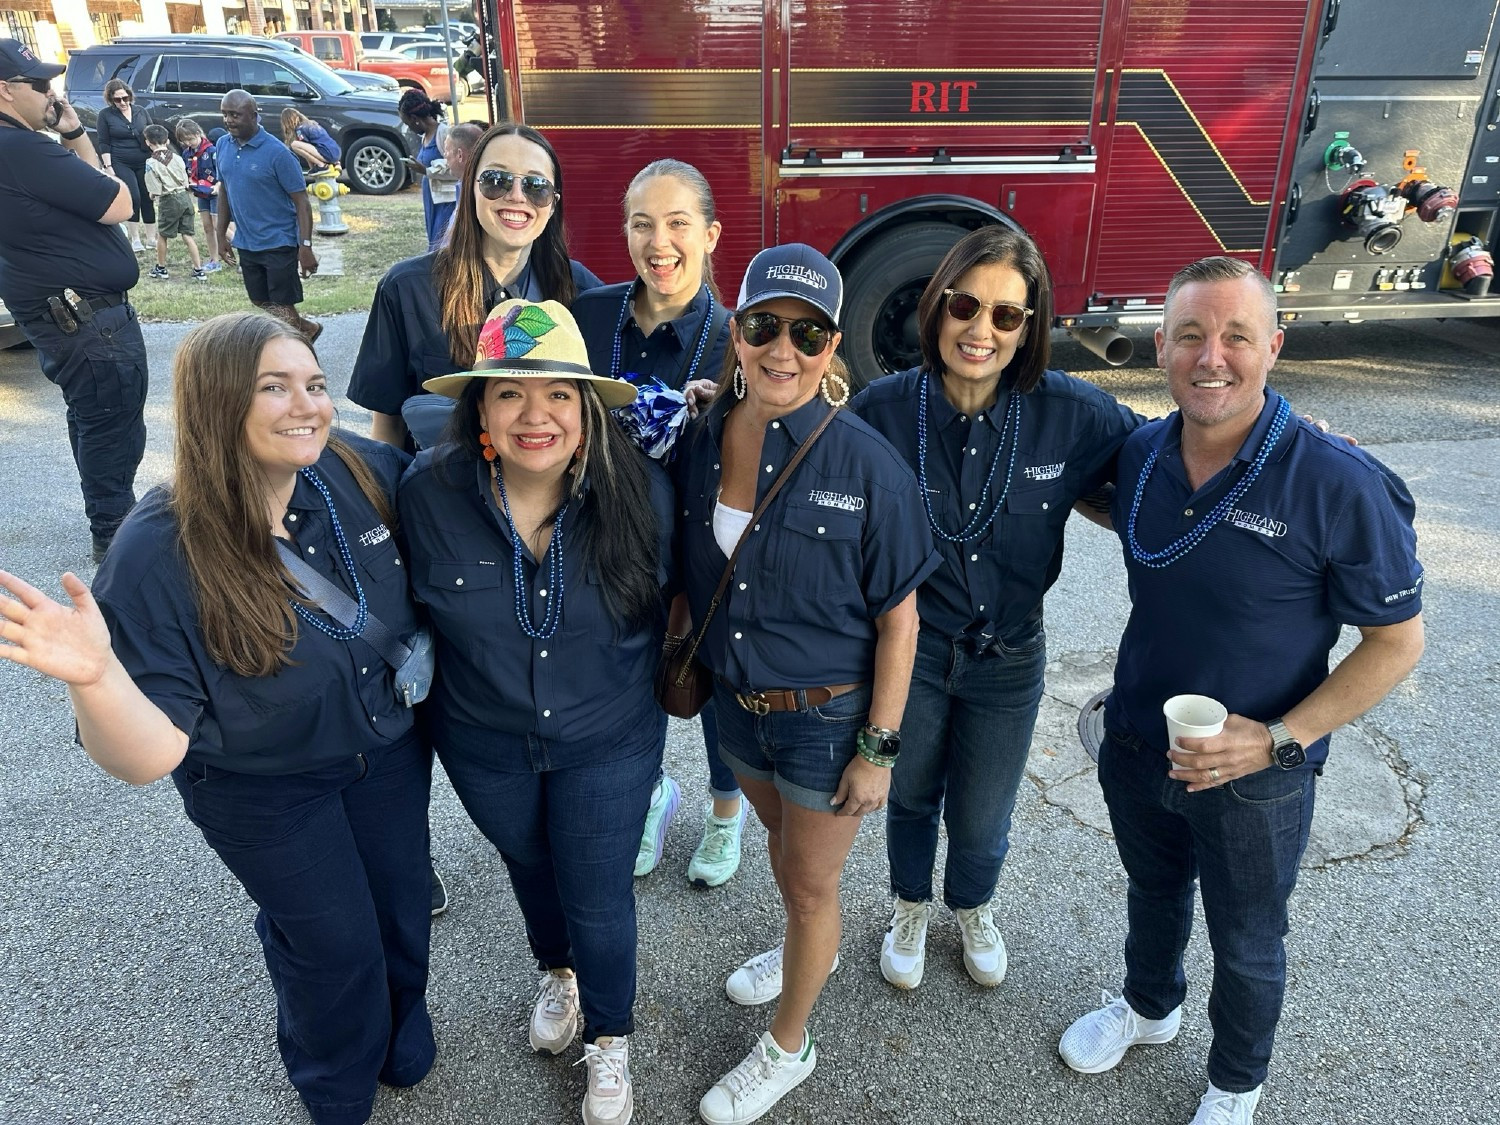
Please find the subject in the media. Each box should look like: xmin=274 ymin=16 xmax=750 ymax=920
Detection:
xmin=474 ymin=0 xmax=1500 ymax=381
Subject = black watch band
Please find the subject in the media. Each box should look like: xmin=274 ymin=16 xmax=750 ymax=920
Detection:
xmin=59 ymin=125 xmax=87 ymax=140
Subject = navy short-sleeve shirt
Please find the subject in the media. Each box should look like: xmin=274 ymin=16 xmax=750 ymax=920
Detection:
xmin=854 ymin=366 xmax=1143 ymax=648
xmin=348 ymin=252 xmax=603 ymax=417
xmin=573 ymin=280 xmax=730 ymax=390
xmin=674 ymin=395 xmax=941 ymax=691
xmin=0 ymin=126 xmax=139 ymax=319
xmin=91 ymin=436 xmax=420 ymax=775
xmin=1106 ymin=390 xmax=1424 ymax=768
xmin=398 ymin=445 xmax=674 ymax=759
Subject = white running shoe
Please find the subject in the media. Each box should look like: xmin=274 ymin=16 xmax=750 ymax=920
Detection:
xmin=879 ymin=898 xmax=932 ymax=989
xmin=698 ymin=1030 xmax=816 ymax=1124
xmin=724 ymin=944 xmax=840 ymax=1006
xmin=577 ymin=1035 xmax=633 ymax=1125
xmin=955 ymin=902 xmax=1008 ymax=987
xmin=1189 ymin=1082 xmax=1262 ymax=1124
xmin=528 ymin=969 xmax=580 ymax=1055
xmin=1058 ymin=989 xmax=1182 ymax=1073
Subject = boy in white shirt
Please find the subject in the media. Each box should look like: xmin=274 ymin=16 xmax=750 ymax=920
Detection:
xmin=142 ymin=124 xmax=206 ymax=281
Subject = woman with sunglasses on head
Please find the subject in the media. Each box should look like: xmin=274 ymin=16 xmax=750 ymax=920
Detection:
xmin=350 ymin=121 xmax=601 ymax=452
xmin=678 ymin=245 xmax=938 ymax=1125
xmin=96 ymin=79 xmax=155 ymax=253
xmin=571 ymin=158 xmax=742 ymax=889
xmin=399 ymin=299 xmax=672 ymax=1125
xmin=850 ymin=224 xmax=1143 ymax=993
xmin=0 ymin=311 xmax=436 ymax=1125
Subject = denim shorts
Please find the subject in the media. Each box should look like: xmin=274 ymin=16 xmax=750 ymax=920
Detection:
xmin=713 ymin=681 xmax=871 ymax=813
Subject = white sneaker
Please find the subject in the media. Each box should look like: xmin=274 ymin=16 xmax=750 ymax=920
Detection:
xmin=529 ymin=970 xmax=580 ymax=1055
xmin=724 ymin=944 xmax=840 ymax=1007
xmin=698 ymin=1030 xmax=816 ymax=1124
xmin=1058 ymin=989 xmax=1182 ymax=1073
xmin=955 ymin=902 xmax=1008 ymax=987
xmin=878 ymin=898 xmax=932 ymax=989
xmin=577 ymin=1035 xmax=633 ymax=1125
xmin=1189 ymin=1082 xmax=1262 ymax=1124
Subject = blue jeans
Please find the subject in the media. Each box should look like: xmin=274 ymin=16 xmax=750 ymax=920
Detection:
xmin=1098 ymin=727 xmax=1316 ymax=1092
xmin=172 ymin=733 xmax=435 ymax=1125
xmin=436 ymin=712 xmax=665 ymax=1039
xmin=886 ymin=626 xmax=1046 ymax=909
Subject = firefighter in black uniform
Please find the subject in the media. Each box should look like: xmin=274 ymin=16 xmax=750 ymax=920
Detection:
xmin=0 ymin=39 xmax=148 ymax=563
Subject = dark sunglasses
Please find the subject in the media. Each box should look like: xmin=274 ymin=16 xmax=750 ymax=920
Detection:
xmin=6 ymin=75 xmax=54 ymax=95
xmin=738 ymin=311 xmax=834 ymax=357
xmin=942 ymin=288 xmax=1033 ymax=333
xmin=475 ymin=169 xmax=558 ymax=207
xmin=111 ymin=93 xmax=132 ymax=103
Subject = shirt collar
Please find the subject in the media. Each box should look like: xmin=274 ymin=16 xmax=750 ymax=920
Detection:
xmin=228 ymin=125 xmax=267 ymax=151
xmin=924 ymin=367 xmax=1009 ymax=433
xmin=625 ymin=281 xmax=712 ymax=348
xmin=1152 ymin=388 xmax=1292 ymax=464
xmin=777 ymin=393 xmax=839 ymax=444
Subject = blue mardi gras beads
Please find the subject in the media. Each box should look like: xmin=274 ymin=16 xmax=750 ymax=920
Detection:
xmin=1125 ymin=394 xmax=1291 ymax=568
xmin=492 ymin=463 xmax=568 ymax=640
xmin=610 ymin=285 xmax=715 ymax=387
xmin=287 ymin=465 xmax=369 ymax=640
xmin=916 ymin=369 xmax=1023 ymax=543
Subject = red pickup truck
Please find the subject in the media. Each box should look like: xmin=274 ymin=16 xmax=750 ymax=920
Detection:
xmin=276 ymin=30 xmax=467 ymax=102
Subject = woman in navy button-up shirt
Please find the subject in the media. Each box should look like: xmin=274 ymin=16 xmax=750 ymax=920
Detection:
xmin=573 ymin=158 xmax=742 ymax=889
xmin=682 ymin=246 xmax=938 ymax=1125
xmin=0 ymin=312 xmax=435 ymax=1125
xmin=851 ymin=225 xmax=1144 ymax=993
xmin=398 ymin=299 xmax=667 ymax=1125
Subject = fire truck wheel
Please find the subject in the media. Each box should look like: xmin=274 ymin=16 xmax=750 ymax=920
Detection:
xmin=840 ymin=221 xmax=967 ymax=387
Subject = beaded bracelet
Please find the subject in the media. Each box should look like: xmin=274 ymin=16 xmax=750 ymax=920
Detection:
xmin=856 ymin=744 xmax=898 ymax=768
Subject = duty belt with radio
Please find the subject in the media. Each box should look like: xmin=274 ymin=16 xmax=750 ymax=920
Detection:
xmin=45 ymin=289 xmax=127 ymax=335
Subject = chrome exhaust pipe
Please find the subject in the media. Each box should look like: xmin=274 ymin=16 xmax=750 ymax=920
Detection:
xmin=1067 ymin=325 xmax=1133 ymax=366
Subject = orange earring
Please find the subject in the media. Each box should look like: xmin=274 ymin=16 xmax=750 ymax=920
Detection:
xmin=479 ymin=430 xmax=497 ymax=462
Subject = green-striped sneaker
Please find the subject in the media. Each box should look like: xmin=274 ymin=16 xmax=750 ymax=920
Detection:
xmin=698 ymin=1030 xmax=816 ymax=1124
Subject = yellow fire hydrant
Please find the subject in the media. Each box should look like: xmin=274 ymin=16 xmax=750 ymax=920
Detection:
xmin=307 ymin=167 xmax=350 ymax=236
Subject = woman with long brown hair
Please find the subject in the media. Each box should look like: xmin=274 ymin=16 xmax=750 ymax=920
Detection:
xmin=95 ymin=78 xmax=154 ymax=251
xmin=349 ymin=121 xmax=601 ymax=451
xmin=0 ymin=312 xmax=436 ymax=1125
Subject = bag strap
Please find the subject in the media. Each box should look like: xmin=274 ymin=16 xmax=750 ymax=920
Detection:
xmin=674 ymin=297 xmax=730 ymax=389
xmin=673 ymin=405 xmax=840 ymax=685
xmin=276 ymin=540 xmax=412 ymax=671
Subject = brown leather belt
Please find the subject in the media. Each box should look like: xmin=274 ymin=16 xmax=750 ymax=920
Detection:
xmin=718 ymin=677 xmax=864 ymax=715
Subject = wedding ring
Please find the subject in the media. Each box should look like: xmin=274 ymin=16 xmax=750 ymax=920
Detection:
xmin=1209 ymin=768 xmax=1221 ymax=782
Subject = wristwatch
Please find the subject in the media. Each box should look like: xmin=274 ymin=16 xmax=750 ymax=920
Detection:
xmin=857 ymin=723 xmax=901 ymax=761
xmin=1266 ymin=718 xmax=1306 ymax=770
xmin=300 ymin=239 xmax=313 ymax=247
xmin=59 ymin=125 xmax=86 ymax=141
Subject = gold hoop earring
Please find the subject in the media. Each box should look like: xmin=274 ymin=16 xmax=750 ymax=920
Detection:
xmin=820 ymin=370 xmax=850 ymax=408
xmin=733 ymin=364 xmax=746 ymax=400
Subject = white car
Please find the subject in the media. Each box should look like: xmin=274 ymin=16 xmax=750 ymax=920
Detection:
xmin=0 ymin=296 xmax=27 ymax=349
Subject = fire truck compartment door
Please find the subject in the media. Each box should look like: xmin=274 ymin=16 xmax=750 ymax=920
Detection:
xmin=1315 ymin=0 xmax=1499 ymax=80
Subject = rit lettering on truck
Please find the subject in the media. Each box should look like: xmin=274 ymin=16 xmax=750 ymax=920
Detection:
xmin=910 ymin=79 xmax=980 ymax=114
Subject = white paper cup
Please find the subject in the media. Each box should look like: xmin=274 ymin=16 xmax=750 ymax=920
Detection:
xmin=1163 ymin=694 xmax=1228 ymax=752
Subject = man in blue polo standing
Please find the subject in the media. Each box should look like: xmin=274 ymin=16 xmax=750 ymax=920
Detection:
xmin=1059 ymin=256 xmax=1425 ymax=1125
xmin=214 ymin=88 xmax=321 ymax=343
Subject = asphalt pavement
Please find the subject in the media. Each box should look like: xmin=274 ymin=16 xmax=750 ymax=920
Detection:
xmin=0 ymin=314 xmax=1496 ymax=1124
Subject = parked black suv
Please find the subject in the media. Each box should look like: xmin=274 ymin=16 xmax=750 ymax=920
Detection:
xmin=65 ymin=36 xmax=418 ymax=194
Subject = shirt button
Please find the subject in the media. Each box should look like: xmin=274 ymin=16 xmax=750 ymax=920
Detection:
xmin=455 ymin=577 xmax=463 ymax=586
xmin=960 ymin=414 xmax=967 ymax=422
xmin=970 ymin=553 xmax=979 ymax=562
xmin=393 ymin=558 xmax=401 ymax=566
xmin=371 ymin=716 xmax=378 ymax=724
xmin=683 ymin=509 xmax=689 ymax=516
xmin=969 ymin=448 xmax=978 ymax=455
xmin=977 ymin=413 xmax=985 ymax=421
xmin=543 ymin=708 xmax=552 ymax=717
xmin=771 ymin=421 xmax=780 ymax=429
xmin=753 ymin=523 xmax=760 ymax=531
xmin=738 ymin=582 xmax=747 ymax=590
xmin=287 ymin=513 xmax=297 ymax=521
xmin=1184 ymin=508 xmax=1194 ymax=516
xmin=968 ymin=502 xmax=977 ymax=510
xmin=734 ymin=631 xmax=743 ymax=640
xmin=765 ymin=464 xmax=774 ymax=472
xmin=361 ymin=667 xmax=368 ymax=675
xmin=713 ymin=463 xmax=720 ymax=470
xmin=1041 ymin=502 xmax=1049 ymax=510
xmin=540 ymin=650 xmax=548 ymax=658
xmin=817 ymin=526 xmax=825 ymax=534
xmin=639 ymin=351 xmax=647 ymax=358
xmin=306 ymin=545 xmax=316 ymax=554
xmin=979 ymin=604 xmax=986 ymax=612
xmin=539 ymin=588 xmax=548 ymax=597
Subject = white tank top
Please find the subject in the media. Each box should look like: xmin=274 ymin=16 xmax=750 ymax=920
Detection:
xmin=712 ymin=500 xmax=753 ymax=558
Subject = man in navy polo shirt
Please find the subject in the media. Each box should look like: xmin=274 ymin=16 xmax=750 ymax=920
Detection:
xmin=1059 ymin=257 xmax=1425 ymax=1125
xmin=214 ymin=88 xmax=320 ymax=343
xmin=0 ymin=38 xmax=146 ymax=564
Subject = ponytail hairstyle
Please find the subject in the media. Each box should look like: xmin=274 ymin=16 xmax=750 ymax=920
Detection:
xmin=622 ymin=158 xmax=721 ymax=302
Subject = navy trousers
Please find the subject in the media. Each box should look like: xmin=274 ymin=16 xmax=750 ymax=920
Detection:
xmin=172 ymin=733 xmax=435 ymax=1125
xmin=21 ymin=301 xmax=148 ymax=543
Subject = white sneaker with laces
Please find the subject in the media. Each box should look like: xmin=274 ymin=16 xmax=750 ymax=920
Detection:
xmin=955 ymin=902 xmax=1008 ymax=987
xmin=879 ymin=898 xmax=932 ymax=989
xmin=1189 ymin=1082 xmax=1262 ymax=1124
xmin=529 ymin=969 xmax=580 ymax=1055
xmin=698 ymin=1030 xmax=816 ymax=1124
xmin=724 ymin=944 xmax=840 ymax=1007
xmin=1058 ymin=989 xmax=1182 ymax=1073
xmin=577 ymin=1035 xmax=632 ymax=1125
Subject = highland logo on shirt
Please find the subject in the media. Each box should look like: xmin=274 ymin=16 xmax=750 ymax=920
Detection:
xmin=808 ymin=489 xmax=865 ymax=511
xmin=358 ymin=524 xmax=392 ymax=547
xmin=766 ymin=263 xmax=829 ymax=290
xmin=1226 ymin=507 xmax=1286 ymax=538
xmin=1023 ymin=462 xmax=1065 ymax=481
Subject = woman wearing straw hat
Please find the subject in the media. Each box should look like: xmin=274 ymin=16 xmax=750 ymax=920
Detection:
xmin=398 ymin=299 xmax=668 ymax=1125
xmin=678 ymin=245 xmax=939 ymax=1124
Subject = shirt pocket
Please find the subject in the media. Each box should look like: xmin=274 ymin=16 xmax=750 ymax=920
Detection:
xmin=421 ymin=560 xmax=507 ymax=635
xmin=995 ymin=471 xmax=1070 ymax=582
xmin=769 ymin=501 xmax=863 ymax=593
